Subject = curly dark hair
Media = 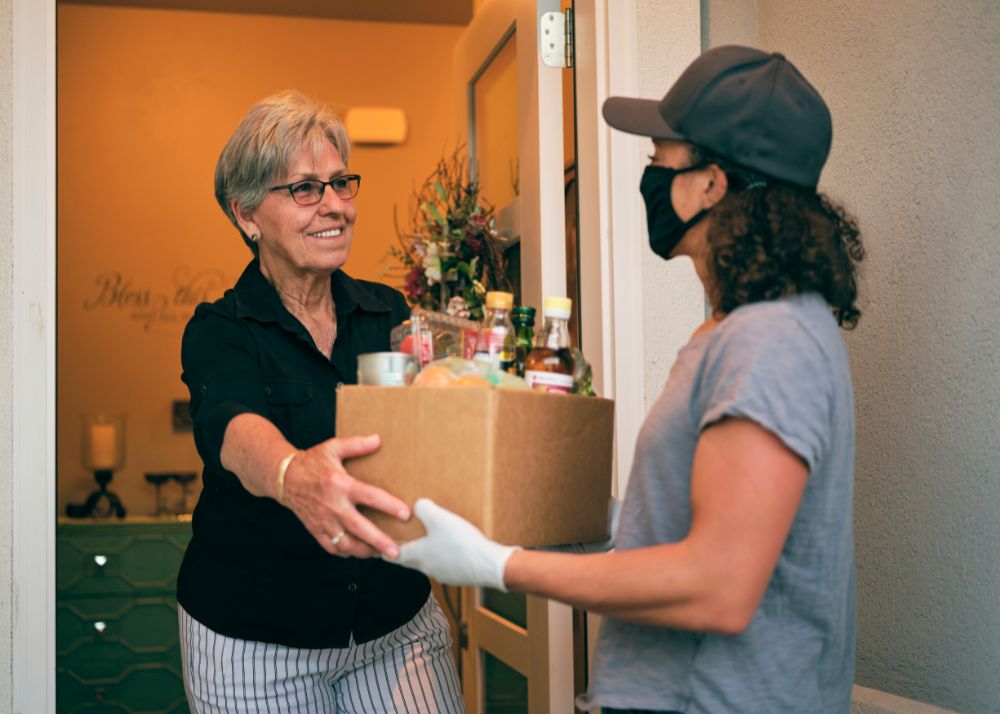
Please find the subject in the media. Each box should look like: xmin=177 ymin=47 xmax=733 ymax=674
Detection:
xmin=694 ymin=147 xmax=865 ymax=329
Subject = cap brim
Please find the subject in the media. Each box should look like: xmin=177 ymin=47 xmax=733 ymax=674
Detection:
xmin=602 ymin=96 xmax=684 ymax=140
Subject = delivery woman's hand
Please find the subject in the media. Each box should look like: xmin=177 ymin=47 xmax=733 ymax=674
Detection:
xmin=386 ymin=499 xmax=520 ymax=591
xmin=282 ymin=434 xmax=410 ymax=560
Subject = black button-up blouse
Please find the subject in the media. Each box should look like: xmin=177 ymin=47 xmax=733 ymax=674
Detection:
xmin=176 ymin=259 xmax=429 ymax=648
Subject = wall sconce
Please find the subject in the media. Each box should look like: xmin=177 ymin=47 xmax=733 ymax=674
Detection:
xmin=66 ymin=413 xmax=127 ymax=519
xmin=344 ymin=107 xmax=407 ymax=146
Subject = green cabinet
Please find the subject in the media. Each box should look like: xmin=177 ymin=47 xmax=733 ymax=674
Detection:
xmin=57 ymin=518 xmax=192 ymax=714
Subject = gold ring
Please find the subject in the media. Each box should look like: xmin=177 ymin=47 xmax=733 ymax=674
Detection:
xmin=330 ymin=531 xmax=347 ymax=547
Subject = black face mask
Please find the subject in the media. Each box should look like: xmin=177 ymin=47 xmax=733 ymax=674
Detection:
xmin=640 ymin=164 xmax=710 ymax=260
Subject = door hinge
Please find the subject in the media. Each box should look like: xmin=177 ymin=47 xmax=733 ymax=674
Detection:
xmin=541 ymin=8 xmax=574 ymax=68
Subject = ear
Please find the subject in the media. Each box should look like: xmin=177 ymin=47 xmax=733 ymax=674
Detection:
xmin=232 ymin=199 xmax=260 ymax=240
xmin=703 ymin=164 xmax=729 ymax=209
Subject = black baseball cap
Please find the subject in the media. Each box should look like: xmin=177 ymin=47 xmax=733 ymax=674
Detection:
xmin=602 ymin=45 xmax=832 ymax=188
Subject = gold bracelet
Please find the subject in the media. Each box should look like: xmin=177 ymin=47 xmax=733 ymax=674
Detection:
xmin=276 ymin=450 xmax=300 ymax=505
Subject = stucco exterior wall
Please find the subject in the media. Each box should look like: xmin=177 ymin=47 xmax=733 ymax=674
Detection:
xmin=1 ymin=0 xmax=15 ymax=707
xmin=636 ymin=0 xmax=706 ymax=408
xmin=754 ymin=4 xmax=1000 ymax=711
xmin=697 ymin=1 xmax=1000 ymax=712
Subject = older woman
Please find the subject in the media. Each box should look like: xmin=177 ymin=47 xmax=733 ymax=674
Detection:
xmin=177 ymin=91 xmax=464 ymax=713
xmin=392 ymin=46 xmax=864 ymax=713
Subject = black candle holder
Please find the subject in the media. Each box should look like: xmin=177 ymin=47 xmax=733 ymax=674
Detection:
xmin=66 ymin=469 xmax=127 ymax=519
xmin=67 ymin=413 xmax=128 ymax=519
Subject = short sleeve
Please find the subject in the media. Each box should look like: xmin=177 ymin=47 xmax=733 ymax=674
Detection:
xmin=695 ymin=310 xmax=833 ymax=472
xmin=180 ymin=305 xmax=268 ymax=477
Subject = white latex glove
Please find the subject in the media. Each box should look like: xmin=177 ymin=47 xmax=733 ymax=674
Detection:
xmin=388 ymin=498 xmax=520 ymax=592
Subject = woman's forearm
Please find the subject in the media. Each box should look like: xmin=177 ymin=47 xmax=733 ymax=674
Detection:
xmin=504 ymin=542 xmax=747 ymax=634
xmin=217 ymin=414 xmax=399 ymax=558
xmin=219 ymin=413 xmax=295 ymax=500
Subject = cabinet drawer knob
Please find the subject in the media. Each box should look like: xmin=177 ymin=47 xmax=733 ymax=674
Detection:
xmin=93 ymin=621 xmax=107 ymax=635
xmin=93 ymin=555 xmax=108 ymax=568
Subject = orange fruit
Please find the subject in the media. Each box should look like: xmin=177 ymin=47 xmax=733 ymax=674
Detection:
xmin=412 ymin=365 xmax=456 ymax=387
xmin=452 ymin=374 xmax=492 ymax=388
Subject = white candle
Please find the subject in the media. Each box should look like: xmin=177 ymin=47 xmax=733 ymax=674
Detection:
xmin=89 ymin=423 xmax=118 ymax=469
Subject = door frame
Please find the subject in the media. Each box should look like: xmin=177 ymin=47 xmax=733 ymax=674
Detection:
xmin=12 ymin=0 xmax=58 ymax=711
xmin=9 ymin=1 xmax=644 ymax=710
xmin=573 ymin=0 xmax=646 ymax=491
xmin=453 ymin=1 xmax=575 ymax=709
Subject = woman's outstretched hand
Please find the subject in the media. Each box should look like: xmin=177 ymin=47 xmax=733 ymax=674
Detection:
xmin=281 ymin=434 xmax=410 ymax=560
xmin=384 ymin=499 xmax=520 ymax=592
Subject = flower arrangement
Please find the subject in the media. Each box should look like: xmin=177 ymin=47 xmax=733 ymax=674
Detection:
xmin=387 ymin=147 xmax=511 ymax=321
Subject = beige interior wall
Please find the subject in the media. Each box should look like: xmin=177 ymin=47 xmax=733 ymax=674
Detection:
xmin=57 ymin=4 xmax=462 ymax=516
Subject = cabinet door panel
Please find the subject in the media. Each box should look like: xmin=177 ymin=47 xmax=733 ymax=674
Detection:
xmin=58 ymin=596 xmax=181 ymax=661
xmin=57 ymin=522 xmax=192 ymax=714
xmin=57 ymin=523 xmax=191 ymax=596
xmin=57 ymin=665 xmax=189 ymax=714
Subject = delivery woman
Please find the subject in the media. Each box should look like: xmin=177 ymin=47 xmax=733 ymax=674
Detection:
xmin=389 ymin=45 xmax=864 ymax=713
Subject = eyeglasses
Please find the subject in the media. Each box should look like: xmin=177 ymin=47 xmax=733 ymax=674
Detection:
xmin=269 ymin=174 xmax=362 ymax=205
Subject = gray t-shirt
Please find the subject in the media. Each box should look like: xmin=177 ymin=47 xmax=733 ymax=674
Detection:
xmin=578 ymin=293 xmax=856 ymax=713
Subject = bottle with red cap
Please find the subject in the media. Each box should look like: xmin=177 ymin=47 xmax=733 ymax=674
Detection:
xmin=523 ymin=296 xmax=575 ymax=393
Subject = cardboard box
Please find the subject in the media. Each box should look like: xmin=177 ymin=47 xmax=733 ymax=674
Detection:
xmin=336 ymin=385 xmax=614 ymax=547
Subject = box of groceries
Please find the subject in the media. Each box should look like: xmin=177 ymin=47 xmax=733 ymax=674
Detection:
xmin=336 ymin=382 xmax=614 ymax=548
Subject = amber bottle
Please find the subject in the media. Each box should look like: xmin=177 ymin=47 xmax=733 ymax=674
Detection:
xmin=524 ymin=297 xmax=574 ymax=393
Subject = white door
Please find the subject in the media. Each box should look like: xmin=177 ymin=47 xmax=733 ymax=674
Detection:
xmin=452 ymin=1 xmax=576 ymax=712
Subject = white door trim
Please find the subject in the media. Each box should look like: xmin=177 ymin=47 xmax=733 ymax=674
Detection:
xmin=574 ymin=0 xmax=644 ymax=496
xmin=574 ymin=0 xmax=642 ymax=694
xmin=12 ymin=0 xmax=58 ymax=711
xmin=602 ymin=0 xmax=647 ymax=495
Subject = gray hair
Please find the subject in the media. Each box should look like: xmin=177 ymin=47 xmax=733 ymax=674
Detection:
xmin=214 ymin=90 xmax=351 ymax=253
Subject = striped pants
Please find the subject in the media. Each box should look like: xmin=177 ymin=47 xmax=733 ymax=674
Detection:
xmin=179 ymin=595 xmax=465 ymax=713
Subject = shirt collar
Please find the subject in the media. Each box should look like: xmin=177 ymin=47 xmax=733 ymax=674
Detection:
xmin=233 ymin=259 xmax=391 ymax=323
xmin=331 ymin=268 xmax=393 ymax=316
